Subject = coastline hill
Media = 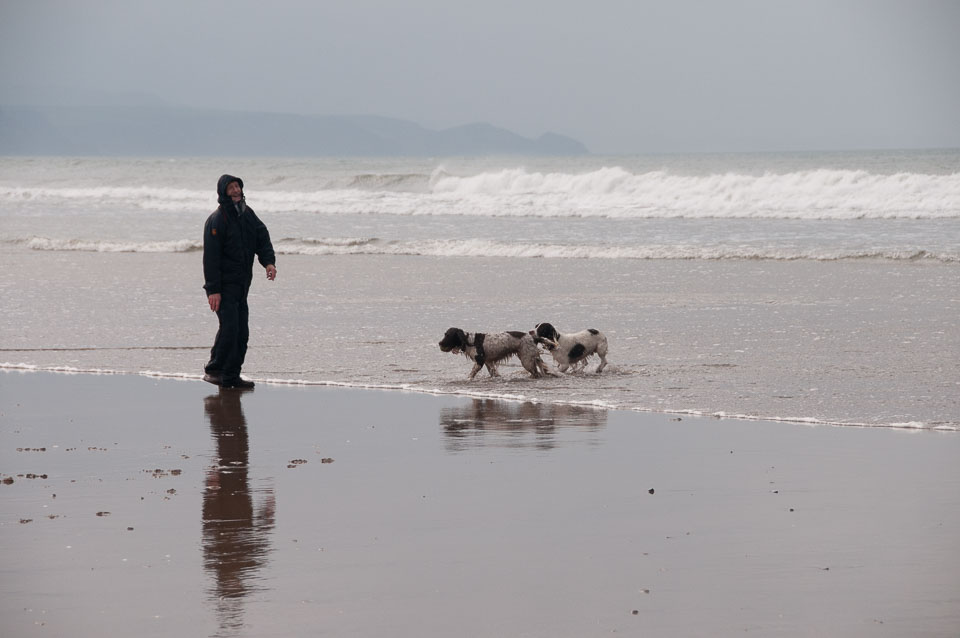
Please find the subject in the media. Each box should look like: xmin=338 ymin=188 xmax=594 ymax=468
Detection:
xmin=0 ymin=105 xmax=588 ymax=156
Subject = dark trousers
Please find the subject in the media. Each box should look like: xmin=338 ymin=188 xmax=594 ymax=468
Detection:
xmin=206 ymin=284 xmax=249 ymax=382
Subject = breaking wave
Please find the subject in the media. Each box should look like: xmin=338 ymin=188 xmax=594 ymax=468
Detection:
xmin=3 ymin=167 xmax=958 ymax=219
xmin=17 ymin=237 xmax=201 ymax=253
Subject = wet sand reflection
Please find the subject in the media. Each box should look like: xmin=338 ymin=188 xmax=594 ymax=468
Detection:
xmin=202 ymin=389 xmax=275 ymax=636
xmin=440 ymin=399 xmax=607 ymax=452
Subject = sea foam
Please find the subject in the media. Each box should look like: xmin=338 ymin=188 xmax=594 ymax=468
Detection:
xmin=10 ymin=235 xmax=957 ymax=262
xmin=4 ymin=167 xmax=958 ymax=219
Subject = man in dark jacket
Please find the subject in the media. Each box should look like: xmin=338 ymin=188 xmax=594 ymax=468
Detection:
xmin=203 ymin=174 xmax=277 ymax=388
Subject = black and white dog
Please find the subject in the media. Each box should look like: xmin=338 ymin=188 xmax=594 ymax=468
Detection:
xmin=533 ymin=322 xmax=609 ymax=373
xmin=439 ymin=328 xmax=550 ymax=379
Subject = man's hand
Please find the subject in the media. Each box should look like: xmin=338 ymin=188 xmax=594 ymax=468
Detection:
xmin=208 ymin=293 xmax=221 ymax=312
xmin=266 ymin=264 xmax=277 ymax=281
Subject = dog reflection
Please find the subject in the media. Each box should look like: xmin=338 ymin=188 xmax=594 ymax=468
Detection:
xmin=202 ymin=390 xmax=275 ymax=635
xmin=440 ymin=399 xmax=607 ymax=452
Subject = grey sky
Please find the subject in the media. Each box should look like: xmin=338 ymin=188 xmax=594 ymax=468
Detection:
xmin=1 ymin=0 xmax=958 ymax=154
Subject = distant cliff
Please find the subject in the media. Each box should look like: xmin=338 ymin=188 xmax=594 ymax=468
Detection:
xmin=0 ymin=106 xmax=588 ymax=156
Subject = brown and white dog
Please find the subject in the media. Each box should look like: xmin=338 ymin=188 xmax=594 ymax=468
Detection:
xmin=533 ymin=322 xmax=609 ymax=373
xmin=439 ymin=328 xmax=550 ymax=379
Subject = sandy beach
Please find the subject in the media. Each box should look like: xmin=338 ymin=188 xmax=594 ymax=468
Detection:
xmin=2 ymin=370 xmax=958 ymax=637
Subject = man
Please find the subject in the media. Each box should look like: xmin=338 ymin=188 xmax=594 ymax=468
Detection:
xmin=202 ymin=174 xmax=277 ymax=388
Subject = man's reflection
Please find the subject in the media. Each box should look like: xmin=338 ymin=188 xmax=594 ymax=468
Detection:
xmin=202 ymin=389 xmax=275 ymax=636
xmin=440 ymin=399 xmax=607 ymax=452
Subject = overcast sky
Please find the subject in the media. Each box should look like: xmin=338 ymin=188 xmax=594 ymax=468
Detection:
xmin=1 ymin=0 xmax=958 ymax=154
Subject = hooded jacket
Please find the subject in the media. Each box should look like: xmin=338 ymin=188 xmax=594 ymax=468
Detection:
xmin=203 ymin=174 xmax=276 ymax=295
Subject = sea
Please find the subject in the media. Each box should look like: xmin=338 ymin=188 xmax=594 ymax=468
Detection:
xmin=1 ymin=150 xmax=958 ymax=430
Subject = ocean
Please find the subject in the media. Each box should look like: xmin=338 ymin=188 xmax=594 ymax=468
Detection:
xmin=1 ymin=151 xmax=958 ymax=429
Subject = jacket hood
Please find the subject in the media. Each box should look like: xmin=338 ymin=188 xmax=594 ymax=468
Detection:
xmin=217 ymin=174 xmax=244 ymax=206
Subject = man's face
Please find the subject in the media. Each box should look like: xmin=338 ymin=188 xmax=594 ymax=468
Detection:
xmin=226 ymin=181 xmax=242 ymax=202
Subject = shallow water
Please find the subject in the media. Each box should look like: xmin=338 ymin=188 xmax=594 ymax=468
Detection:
xmin=2 ymin=372 xmax=958 ymax=637
xmin=1 ymin=248 xmax=957 ymax=429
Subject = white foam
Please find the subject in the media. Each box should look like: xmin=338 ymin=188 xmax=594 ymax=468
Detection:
xmin=0 ymin=185 xmax=210 ymax=212
xmin=0 ymin=362 xmax=201 ymax=380
xmin=646 ymin=407 xmax=951 ymax=430
xmin=20 ymin=237 xmax=201 ymax=253
xmin=890 ymin=421 xmax=929 ymax=429
xmin=16 ymin=235 xmax=951 ymax=262
xmin=430 ymin=168 xmax=960 ymax=219
xmin=4 ymin=167 xmax=959 ymax=220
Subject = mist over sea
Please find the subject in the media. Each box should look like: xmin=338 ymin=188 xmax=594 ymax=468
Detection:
xmin=2 ymin=151 xmax=958 ymax=429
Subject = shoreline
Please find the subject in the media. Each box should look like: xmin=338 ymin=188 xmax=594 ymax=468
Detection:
xmin=2 ymin=366 xmax=956 ymax=432
xmin=2 ymin=250 xmax=958 ymax=430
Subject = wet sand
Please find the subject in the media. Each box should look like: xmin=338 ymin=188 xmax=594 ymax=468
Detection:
xmin=2 ymin=371 xmax=959 ymax=637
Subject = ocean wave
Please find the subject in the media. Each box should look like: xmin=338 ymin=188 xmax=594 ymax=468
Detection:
xmin=15 ymin=237 xmax=201 ymax=253
xmin=11 ymin=235 xmax=954 ymax=262
xmin=272 ymin=238 xmax=958 ymax=262
xmin=429 ymin=167 xmax=960 ymax=219
xmin=1 ymin=185 xmax=211 ymax=212
xmin=4 ymin=167 xmax=958 ymax=219
xmin=343 ymin=172 xmax=433 ymax=192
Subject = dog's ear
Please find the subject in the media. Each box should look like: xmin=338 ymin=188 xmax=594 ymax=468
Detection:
xmin=535 ymin=323 xmax=555 ymax=340
xmin=456 ymin=328 xmax=467 ymax=349
xmin=440 ymin=327 xmax=463 ymax=351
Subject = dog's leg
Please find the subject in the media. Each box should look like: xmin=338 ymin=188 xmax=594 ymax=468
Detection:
xmin=536 ymin=358 xmax=557 ymax=378
xmin=528 ymin=360 xmax=542 ymax=378
xmin=486 ymin=363 xmax=500 ymax=377
xmin=468 ymin=362 xmax=483 ymax=379
xmin=542 ymin=358 xmax=559 ymax=377
xmin=519 ymin=345 xmax=542 ymax=378
xmin=519 ymin=356 xmax=537 ymax=378
xmin=596 ymin=338 xmax=609 ymax=373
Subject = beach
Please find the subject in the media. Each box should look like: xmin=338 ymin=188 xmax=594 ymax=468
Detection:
xmin=2 ymin=370 xmax=958 ymax=637
xmin=4 ymin=0 xmax=960 ymax=632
